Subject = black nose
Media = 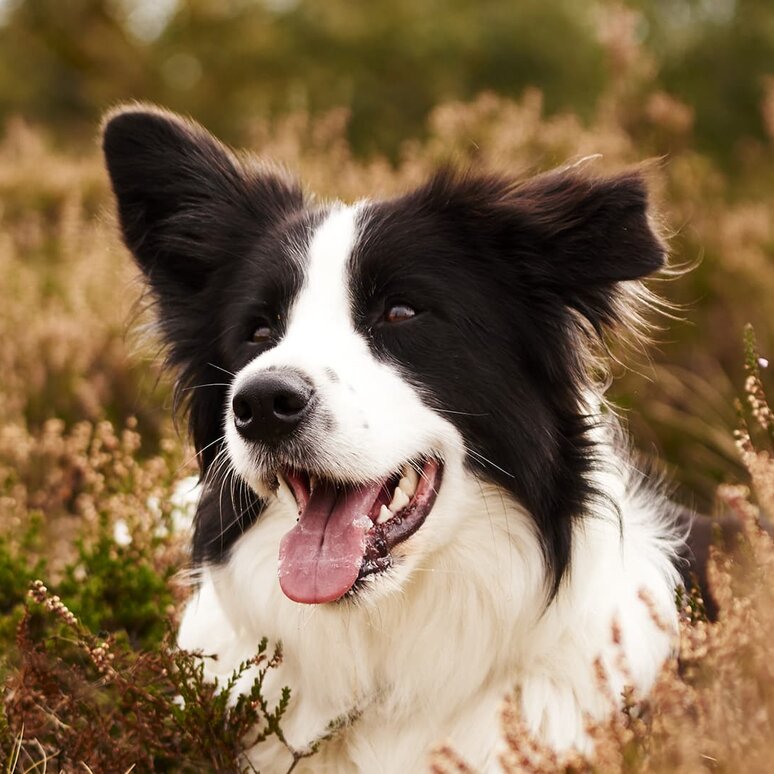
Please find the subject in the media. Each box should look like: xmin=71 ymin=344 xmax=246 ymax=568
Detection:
xmin=232 ymin=370 xmax=314 ymax=443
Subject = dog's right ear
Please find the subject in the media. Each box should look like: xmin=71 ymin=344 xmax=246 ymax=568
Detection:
xmin=102 ymin=105 xmax=303 ymax=298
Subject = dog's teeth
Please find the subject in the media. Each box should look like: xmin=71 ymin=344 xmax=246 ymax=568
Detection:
xmin=309 ymin=475 xmax=318 ymax=491
xmin=406 ymin=466 xmax=420 ymax=491
xmin=398 ymin=469 xmax=418 ymax=497
xmin=377 ymin=504 xmax=393 ymax=524
xmin=389 ymin=486 xmax=410 ymax=513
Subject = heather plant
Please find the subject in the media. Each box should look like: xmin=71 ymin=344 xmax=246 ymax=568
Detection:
xmin=0 ymin=419 xmax=316 ymax=771
xmin=7 ymin=581 xmax=296 ymax=772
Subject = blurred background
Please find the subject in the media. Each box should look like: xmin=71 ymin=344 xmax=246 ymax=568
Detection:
xmin=1 ymin=5 xmax=773 ymax=766
xmin=1 ymin=0 xmax=772 ymax=163
xmin=0 ymin=0 xmax=772 ymax=514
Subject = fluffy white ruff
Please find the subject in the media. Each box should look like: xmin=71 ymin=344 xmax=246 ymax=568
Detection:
xmin=178 ymin=439 xmax=681 ymax=772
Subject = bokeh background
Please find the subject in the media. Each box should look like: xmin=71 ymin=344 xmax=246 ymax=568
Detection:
xmin=1 ymin=0 xmax=772 ymax=509
xmin=1 ymin=2 xmax=774 ymax=769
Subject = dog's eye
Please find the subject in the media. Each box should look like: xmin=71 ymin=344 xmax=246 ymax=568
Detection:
xmin=250 ymin=318 xmax=273 ymax=344
xmin=383 ymin=303 xmax=416 ymax=324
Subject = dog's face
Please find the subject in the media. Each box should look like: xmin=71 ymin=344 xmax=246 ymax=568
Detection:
xmin=103 ymin=106 xmax=665 ymax=605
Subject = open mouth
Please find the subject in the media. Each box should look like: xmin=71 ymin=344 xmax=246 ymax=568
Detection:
xmin=277 ymin=458 xmax=443 ymax=604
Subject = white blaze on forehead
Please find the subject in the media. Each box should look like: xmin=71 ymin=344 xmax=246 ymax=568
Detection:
xmin=226 ymin=202 xmax=363 ymax=388
xmin=229 ymin=203 xmax=366 ymax=383
xmin=288 ymin=204 xmax=361 ymax=338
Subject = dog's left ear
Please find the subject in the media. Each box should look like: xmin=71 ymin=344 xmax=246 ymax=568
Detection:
xmin=508 ymin=168 xmax=666 ymax=286
xmin=417 ymin=167 xmax=665 ymax=329
xmin=507 ymin=168 xmax=666 ymax=333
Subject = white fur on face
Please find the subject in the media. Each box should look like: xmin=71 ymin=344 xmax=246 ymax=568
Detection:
xmin=223 ymin=204 xmax=470 ymax=587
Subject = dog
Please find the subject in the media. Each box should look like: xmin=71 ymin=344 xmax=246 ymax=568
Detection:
xmin=102 ymin=104 xmax=685 ymax=772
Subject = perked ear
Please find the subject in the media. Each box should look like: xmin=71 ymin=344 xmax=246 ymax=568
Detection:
xmin=101 ymin=104 xmax=303 ymax=297
xmin=415 ymin=165 xmax=665 ymax=332
xmin=509 ymin=167 xmax=666 ymax=286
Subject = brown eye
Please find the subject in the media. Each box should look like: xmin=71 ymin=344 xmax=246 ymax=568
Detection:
xmin=250 ymin=318 xmax=273 ymax=344
xmin=384 ymin=303 xmax=416 ymax=324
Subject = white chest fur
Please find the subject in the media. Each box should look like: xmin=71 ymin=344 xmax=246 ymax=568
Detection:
xmin=178 ymin=460 xmax=680 ymax=773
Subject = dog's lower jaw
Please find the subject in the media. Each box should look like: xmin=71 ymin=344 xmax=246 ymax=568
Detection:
xmin=179 ymin=451 xmax=680 ymax=771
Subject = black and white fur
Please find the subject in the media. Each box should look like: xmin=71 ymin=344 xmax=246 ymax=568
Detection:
xmin=103 ymin=105 xmax=682 ymax=772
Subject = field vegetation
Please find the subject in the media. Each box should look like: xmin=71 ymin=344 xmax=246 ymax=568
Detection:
xmin=0 ymin=1 xmax=773 ymax=771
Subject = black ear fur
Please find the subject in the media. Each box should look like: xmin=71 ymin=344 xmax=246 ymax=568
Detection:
xmin=415 ymin=166 xmax=665 ymax=330
xmin=102 ymin=104 xmax=304 ymax=297
xmin=512 ymin=168 xmax=666 ymax=336
xmin=102 ymin=106 xmax=304 ymax=478
xmin=509 ymin=168 xmax=666 ymax=281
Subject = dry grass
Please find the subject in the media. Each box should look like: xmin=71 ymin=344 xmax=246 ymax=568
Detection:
xmin=1 ymin=55 xmax=773 ymax=771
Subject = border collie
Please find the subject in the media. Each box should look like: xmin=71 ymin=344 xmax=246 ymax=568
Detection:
xmin=102 ymin=105 xmax=683 ymax=771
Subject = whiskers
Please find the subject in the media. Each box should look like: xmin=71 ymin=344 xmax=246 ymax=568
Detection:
xmin=434 ymin=408 xmax=489 ymax=417
xmin=173 ymin=433 xmax=227 ymax=478
xmin=201 ymin=447 xmax=264 ymax=553
xmin=181 ymin=382 xmax=231 ymax=392
xmin=465 ymin=447 xmax=516 ymax=479
xmin=206 ymin=362 xmax=237 ymax=378
xmin=407 ymin=457 xmax=440 ymax=497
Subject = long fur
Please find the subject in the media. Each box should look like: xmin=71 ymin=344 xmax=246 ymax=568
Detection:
xmin=103 ymin=104 xmax=683 ymax=772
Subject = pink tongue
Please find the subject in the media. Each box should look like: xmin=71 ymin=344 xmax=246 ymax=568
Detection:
xmin=278 ymin=480 xmax=381 ymax=604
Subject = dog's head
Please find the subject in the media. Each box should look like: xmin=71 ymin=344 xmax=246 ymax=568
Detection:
xmin=103 ymin=105 xmax=665 ymax=605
